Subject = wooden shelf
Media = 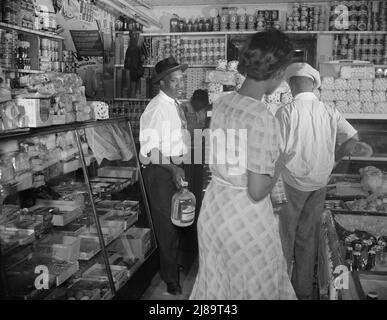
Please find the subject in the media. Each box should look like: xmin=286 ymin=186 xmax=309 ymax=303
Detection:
xmin=114 ymin=98 xmax=151 ymax=101
xmin=115 ymin=64 xmax=216 ymax=68
xmin=342 ymin=156 xmax=387 ymax=161
xmin=134 ymin=30 xmax=387 ymax=37
xmin=344 ymin=113 xmax=387 ymax=120
xmin=0 ymin=22 xmax=64 ymax=40
xmin=3 ymin=69 xmax=45 ymax=74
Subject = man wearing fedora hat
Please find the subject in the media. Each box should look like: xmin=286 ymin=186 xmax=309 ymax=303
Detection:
xmin=139 ymin=56 xmax=189 ymax=296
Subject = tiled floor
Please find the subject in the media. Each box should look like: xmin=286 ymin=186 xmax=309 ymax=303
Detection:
xmin=141 ymin=257 xmax=198 ymax=300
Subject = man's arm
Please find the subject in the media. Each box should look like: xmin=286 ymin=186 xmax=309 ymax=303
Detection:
xmin=148 ymin=148 xmax=185 ymax=188
xmin=335 ymin=133 xmax=359 ymax=162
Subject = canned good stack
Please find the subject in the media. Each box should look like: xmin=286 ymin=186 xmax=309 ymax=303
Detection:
xmin=287 ymin=2 xmax=324 ymax=31
xmin=111 ymin=101 xmax=148 ymax=143
xmin=40 ymin=39 xmax=60 ymax=72
xmin=0 ymin=30 xmax=17 ymax=69
xmin=332 ymin=34 xmax=386 ymax=64
xmin=80 ymin=0 xmax=95 ymax=23
xmin=16 ymin=38 xmax=31 ymax=70
xmin=330 ymin=1 xmax=387 ymax=31
xmin=150 ymin=36 xmax=225 ymax=66
xmin=19 ymin=0 xmax=35 ymax=29
xmin=63 ymin=50 xmax=76 ymax=74
xmin=0 ymin=0 xmax=20 ymax=26
xmin=170 ymin=15 xmax=213 ymax=33
xmin=344 ymin=236 xmax=386 ymax=272
xmin=35 ymin=9 xmax=57 ymax=33
xmin=256 ymin=10 xmax=281 ymax=31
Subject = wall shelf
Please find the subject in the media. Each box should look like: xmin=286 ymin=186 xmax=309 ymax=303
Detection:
xmin=0 ymin=22 xmax=64 ymax=40
xmin=342 ymin=156 xmax=387 ymax=161
xmin=3 ymin=69 xmax=45 ymax=74
xmin=344 ymin=114 xmax=387 ymax=120
xmin=128 ymin=30 xmax=387 ymax=37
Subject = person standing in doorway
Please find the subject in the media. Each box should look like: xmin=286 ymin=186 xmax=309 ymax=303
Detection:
xmin=139 ymin=56 xmax=189 ymax=296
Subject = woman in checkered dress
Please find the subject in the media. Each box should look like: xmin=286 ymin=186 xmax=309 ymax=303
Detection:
xmin=189 ymin=30 xmax=297 ymax=300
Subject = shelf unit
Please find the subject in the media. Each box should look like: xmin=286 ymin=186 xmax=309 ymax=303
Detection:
xmin=0 ymin=117 xmax=156 ymax=300
xmin=0 ymin=22 xmax=63 ymax=75
xmin=3 ymin=69 xmax=46 ymax=74
xmin=0 ymin=22 xmax=64 ymax=40
xmin=343 ymin=114 xmax=387 ymax=120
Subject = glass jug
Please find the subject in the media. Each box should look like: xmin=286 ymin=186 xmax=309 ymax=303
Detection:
xmin=171 ymin=180 xmax=196 ymax=227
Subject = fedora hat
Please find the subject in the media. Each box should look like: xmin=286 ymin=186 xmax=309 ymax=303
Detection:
xmin=152 ymin=56 xmax=188 ymax=84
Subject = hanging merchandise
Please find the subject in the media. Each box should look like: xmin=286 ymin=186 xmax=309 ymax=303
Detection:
xmin=124 ymin=32 xmax=145 ymax=81
xmin=171 ymin=180 xmax=196 ymax=227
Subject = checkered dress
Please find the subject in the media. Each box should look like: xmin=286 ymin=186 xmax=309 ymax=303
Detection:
xmin=189 ymin=92 xmax=296 ymax=300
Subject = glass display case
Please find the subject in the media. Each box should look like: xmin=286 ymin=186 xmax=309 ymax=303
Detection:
xmin=0 ymin=117 xmax=156 ymax=300
xmin=319 ymin=119 xmax=387 ymax=300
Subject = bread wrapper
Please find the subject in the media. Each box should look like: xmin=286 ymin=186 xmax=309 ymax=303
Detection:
xmin=321 ymin=77 xmax=335 ymax=90
xmin=360 ymin=166 xmax=387 ymax=194
xmin=320 ymin=90 xmax=335 ymax=102
xmin=373 ymin=78 xmax=387 ymax=91
xmin=88 ymin=101 xmax=109 ymax=120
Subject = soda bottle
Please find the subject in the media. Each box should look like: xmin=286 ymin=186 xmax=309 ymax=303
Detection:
xmin=171 ymin=180 xmax=196 ymax=227
xmin=353 ymin=251 xmax=362 ymax=271
xmin=365 ymin=249 xmax=376 ymax=271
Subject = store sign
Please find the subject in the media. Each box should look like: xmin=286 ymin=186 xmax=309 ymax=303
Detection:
xmin=70 ymin=30 xmax=104 ymax=56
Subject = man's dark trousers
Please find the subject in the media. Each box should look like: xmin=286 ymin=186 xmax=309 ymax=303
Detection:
xmin=143 ymin=164 xmax=181 ymax=285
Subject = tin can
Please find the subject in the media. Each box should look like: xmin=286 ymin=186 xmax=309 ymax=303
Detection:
xmin=238 ymin=13 xmax=247 ymax=30
xmin=264 ymin=10 xmax=272 ymax=21
xmin=257 ymin=10 xmax=265 ymax=18
xmin=271 ymin=176 xmax=288 ymax=207
xmin=256 ymin=17 xmax=265 ymax=31
xmin=273 ymin=21 xmax=281 ymax=30
xmin=272 ymin=10 xmax=279 ymax=21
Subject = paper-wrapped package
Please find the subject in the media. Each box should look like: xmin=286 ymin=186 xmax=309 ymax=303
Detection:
xmin=340 ymin=66 xmax=375 ymax=79
xmin=334 ymin=90 xmax=348 ymax=101
xmin=335 ymin=101 xmax=348 ymax=113
xmin=347 ymin=101 xmax=362 ymax=113
xmin=361 ymin=102 xmax=376 ymax=113
xmin=347 ymin=90 xmax=360 ymax=102
xmin=360 ymin=90 xmax=373 ymax=102
xmin=320 ymin=90 xmax=335 ymax=102
xmin=208 ymin=82 xmax=223 ymax=93
xmin=216 ymin=59 xmax=228 ymax=71
xmin=88 ymin=101 xmax=109 ymax=120
xmin=373 ymin=78 xmax=387 ymax=91
xmin=375 ymin=102 xmax=387 ymax=114
xmin=360 ymin=79 xmax=373 ymax=91
xmin=347 ymin=79 xmax=360 ymax=90
xmin=334 ymin=78 xmax=348 ymax=90
xmin=373 ymin=91 xmax=386 ymax=103
xmin=321 ymin=77 xmax=335 ymax=90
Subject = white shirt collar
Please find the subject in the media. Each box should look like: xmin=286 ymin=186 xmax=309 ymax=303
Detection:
xmin=159 ymin=90 xmax=176 ymax=104
xmin=294 ymin=92 xmax=318 ymax=100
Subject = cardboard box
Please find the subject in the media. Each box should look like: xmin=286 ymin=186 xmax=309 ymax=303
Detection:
xmin=16 ymin=98 xmax=53 ymax=127
xmin=36 ymin=234 xmax=80 ymax=262
xmin=319 ymin=60 xmax=374 ymax=79
xmin=97 ymin=166 xmax=136 ymax=179
xmin=124 ymin=227 xmax=152 ymax=261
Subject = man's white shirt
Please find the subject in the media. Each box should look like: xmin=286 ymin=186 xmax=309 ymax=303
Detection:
xmin=276 ymin=92 xmax=357 ymax=191
xmin=139 ymin=90 xmax=188 ymax=158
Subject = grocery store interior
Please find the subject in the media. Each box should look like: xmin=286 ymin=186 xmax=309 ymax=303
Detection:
xmin=0 ymin=0 xmax=387 ymax=301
